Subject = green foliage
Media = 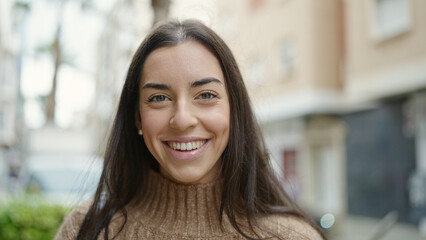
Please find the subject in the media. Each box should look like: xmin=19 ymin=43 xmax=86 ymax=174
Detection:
xmin=0 ymin=199 xmax=70 ymax=240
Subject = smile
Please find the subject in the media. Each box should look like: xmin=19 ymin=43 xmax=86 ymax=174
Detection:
xmin=163 ymin=139 xmax=210 ymax=161
xmin=167 ymin=140 xmax=207 ymax=151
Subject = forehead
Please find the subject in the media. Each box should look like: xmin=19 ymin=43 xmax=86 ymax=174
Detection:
xmin=141 ymin=41 xmax=225 ymax=84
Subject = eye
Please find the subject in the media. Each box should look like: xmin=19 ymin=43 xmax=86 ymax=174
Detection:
xmin=148 ymin=94 xmax=170 ymax=103
xmin=197 ymin=91 xmax=218 ymax=100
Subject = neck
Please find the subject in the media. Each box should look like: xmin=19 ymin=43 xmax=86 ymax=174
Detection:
xmin=128 ymin=170 xmax=233 ymax=237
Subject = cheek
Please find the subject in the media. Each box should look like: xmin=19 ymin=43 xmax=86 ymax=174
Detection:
xmin=140 ymin=109 xmax=170 ymax=138
xmin=201 ymin=107 xmax=230 ymax=140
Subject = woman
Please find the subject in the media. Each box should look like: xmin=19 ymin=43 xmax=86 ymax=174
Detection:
xmin=55 ymin=19 xmax=325 ymax=240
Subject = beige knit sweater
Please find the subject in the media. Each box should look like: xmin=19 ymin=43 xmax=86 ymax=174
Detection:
xmin=55 ymin=171 xmax=323 ymax=239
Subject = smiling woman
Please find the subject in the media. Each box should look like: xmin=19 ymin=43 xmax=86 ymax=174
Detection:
xmin=54 ymin=20 xmax=325 ymax=240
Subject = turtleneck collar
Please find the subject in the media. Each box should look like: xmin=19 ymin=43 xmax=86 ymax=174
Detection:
xmin=128 ymin=170 xmax=235 ymax=238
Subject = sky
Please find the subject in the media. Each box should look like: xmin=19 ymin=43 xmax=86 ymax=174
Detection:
xmin=20 ymin=0 xmax=115 ymax=128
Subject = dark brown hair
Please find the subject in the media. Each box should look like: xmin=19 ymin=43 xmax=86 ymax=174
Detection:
xmin=77 ymin=19 xmax=325 ymax=239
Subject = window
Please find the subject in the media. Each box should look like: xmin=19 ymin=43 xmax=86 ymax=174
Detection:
xmin=278 ymin=41 xmax=295 ymax=78
xmin=0 ymin=58 xmax=7 ymax=90
xmin=0 ymin=54 xmax=17 ymax=95
xmin=0 ymin=105 xmax=5 ymax=131
xmin=282 ymin=149 xmax=299 ymax=199
xmin=368 ymin=0 xmax=412 ymax=42
xmin=283 ymin=149 xmax=296 ymax=182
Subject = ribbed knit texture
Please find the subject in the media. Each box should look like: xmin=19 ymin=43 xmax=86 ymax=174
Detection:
xmin=55 ymin=171 xmax=322 ymax=239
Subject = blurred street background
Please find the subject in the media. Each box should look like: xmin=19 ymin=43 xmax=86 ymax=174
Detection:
xmin=1 ymin=0 xmax=426 ymax=239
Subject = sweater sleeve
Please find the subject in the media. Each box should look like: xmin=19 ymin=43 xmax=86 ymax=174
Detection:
xmin=54 ymin=201 xmax=91 ymax=240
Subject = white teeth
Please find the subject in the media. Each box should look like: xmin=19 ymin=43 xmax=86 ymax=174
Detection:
xmin=168 ymin=140 xmax=206 ymax=151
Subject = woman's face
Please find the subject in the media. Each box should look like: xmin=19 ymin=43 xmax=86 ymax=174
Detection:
xmin=137 ymin=41 xmax=230 ymax=184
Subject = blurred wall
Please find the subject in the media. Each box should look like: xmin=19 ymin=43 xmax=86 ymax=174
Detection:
xmin=345 ymin=0 xmax=426 ymax=102
xmin=217 ymin=0 xmax=342 ymax=103
xmin=0 ymin=0 xmax=21 ymax=192
xmin=343 ymin=0 xmax=426 ymax=227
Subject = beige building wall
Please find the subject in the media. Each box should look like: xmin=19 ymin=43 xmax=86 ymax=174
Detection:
xmin=217 ymin=0 xmax=343 ymax=104
xmin=344 ymin=0 xmax=426 ymax=102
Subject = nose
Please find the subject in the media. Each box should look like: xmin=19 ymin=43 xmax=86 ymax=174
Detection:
xmin=169 ymin=100 xmax=198 ymax=130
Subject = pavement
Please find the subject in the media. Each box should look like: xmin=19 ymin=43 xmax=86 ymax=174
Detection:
xmin=327 ymin=215 xmax=426 ymax=240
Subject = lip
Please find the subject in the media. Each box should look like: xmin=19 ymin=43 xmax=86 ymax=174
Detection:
xmin=164 ymin=136 xmax=207 ymax=142
xmin=162 ymin=138 xmax=210 ymax=161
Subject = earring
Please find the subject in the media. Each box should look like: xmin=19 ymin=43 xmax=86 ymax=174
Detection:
xmin=138 ymin=129 xmax=143 ymax=135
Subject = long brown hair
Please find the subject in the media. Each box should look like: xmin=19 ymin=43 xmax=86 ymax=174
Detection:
xmin=77 ymin=19 xmax=325 ymax=240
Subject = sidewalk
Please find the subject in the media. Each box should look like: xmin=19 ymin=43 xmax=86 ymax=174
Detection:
xmin=328 ymin=215 xmax=425 ymax=240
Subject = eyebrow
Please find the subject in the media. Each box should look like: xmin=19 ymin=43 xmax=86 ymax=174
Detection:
xmin=191 ymin=78 xmax=223 ymax=87
xmin=141 ymin=77 xmax=223 ymax=90
xmin=142 ymin=83 xmax=171 ymax=90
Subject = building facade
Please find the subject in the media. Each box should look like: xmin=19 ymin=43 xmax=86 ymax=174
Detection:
xmin=0 ymin=0 xmax=22 ymax=192
xmin=214 ymin=0 xmax=426 ymax=235
xmin=215 ymin=0 xmax=347 ymax=227
xmin=344 ymin=0 xmax=426 ymax=227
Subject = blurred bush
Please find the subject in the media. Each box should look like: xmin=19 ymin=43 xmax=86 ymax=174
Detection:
xmin=0 ymin=198 xmax=70 ymax=240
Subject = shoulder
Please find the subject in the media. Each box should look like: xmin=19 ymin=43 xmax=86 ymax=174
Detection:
xmin=54 ymin=200 xmax=92 ymax=240
xmin=259 ymin=214 xmax=324 ymax=240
